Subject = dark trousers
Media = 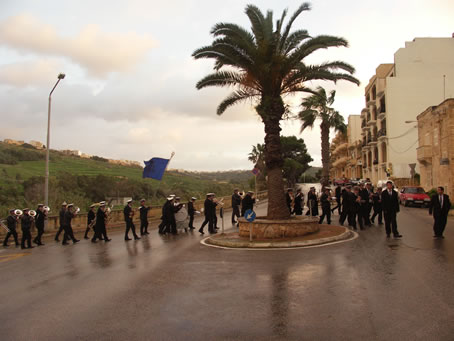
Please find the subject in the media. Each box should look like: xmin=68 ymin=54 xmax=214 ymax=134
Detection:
xmin=84 ymin=224 xmax=94 ymax=238
xmin=188 ymin=214 xmax=195 ymax=229
xmin=214 ymin=215 xmax=218 ymax=228
xmin=319 ymin=207 xmax=331 ymax=224
xmin=200 ymin=216 xmax=214 ymax=233
xmin=360 ymin=205 xmax=371 ymax=226
xmin=140 ymin=220 xmax=149 ymax=235
xmin=348 ymin=211 xmax=363 ymax=230
xmin=384 ymin=211 xmax=399 ymax=236
xmin=433 ymin=214 xmax=448 ymax=237
xmin=92 ymin=225 xmax=108 ymax=241
xmin=3 ymin=229 xmax=19 ymax=245
xmin=339 ymin=207 xmax=348 ymax=225
xmin=34 ymin=225 xmax=44 ymax=244
xmin=158 ymin=220 xmax=166 ymax=234
xmin=63 ymin=225 xmax=76 ymax=244
xmin=55 ymin=225 xmax=68 ymax=241
xmin=21 ymin=228 xmax=32 ymax=248
xmin=371 ymin=208 xmax=383 ymax=224
xmin=125 ymin=220 xmax=138 ymax=239
xmin=232 ymin=205 xmax=240 ymax=223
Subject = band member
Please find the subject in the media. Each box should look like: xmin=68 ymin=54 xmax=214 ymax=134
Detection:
xmin=84 ymin=204 xmax=96 ymax=239
xmin=33 ymin=204 xmax=45 ymax=246
xmin=62 ymin=204 xmax=80 ymax=245
xmin=331 ymin=185 xmax=342 ymax=214
xmin=293 ymin=188 xmax=304 ymax=215
xmin=319 ymin=188 xmax=332 ymax=224
xmin=139 ymin=199 xmax=151 ymax=235
xmin=212 ymin=195 xmax=220 ymax=230
xmin=20 ymin=209 xmax=34 ymax=249
xmin=124 ymin=199 xmax=140 ymax=241
xmin=339 ymin=186 xmax=351 ymax=226
xmin=371 ymin=188 xmax=383 ymax=225
xmin=92 ymin=202 xmax=111 ymax=242
xmin=159 ymin=197 xmax=173 ymax=234
xmin=241 ymin=191 xmax=256 ymax=217
xmin=54 ymin=202 xmax=67 ymax=242
xmin=305 ymin=187 xmax=318 ymax=216
xmin=286 ymin=188 xmax=294 ymax=214
xmin=188 ymin=197 xmax=197 ymax=230
xmin=164 ymin=196 xmax=177 ymax=235
xmin=359 ymin=183 xmax=371 ymax=227
xmin=199 ymin=193 xmax=216 ymax=235
xmin=231 ymin=189 xmax=242 ymax=225
xmin=429 ymin=186 xmax=451 ymax=239
xmin=3 ymin=210 xmax=19 ymax=247
xmin=381 ymin=181 xmax=402 ymax=238
xmin=349 ymin=187 xmax=364 ymax=230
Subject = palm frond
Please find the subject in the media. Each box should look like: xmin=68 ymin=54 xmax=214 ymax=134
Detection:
xmin=196 ymin=71 xmax=246 ymax=90
xmin=217 ymin=90 xmax=257 ymax=115
xmin=280 ymin=3 xmax=311 ymax=50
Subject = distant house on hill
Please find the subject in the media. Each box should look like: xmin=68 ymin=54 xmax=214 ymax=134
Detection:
xmin=4 ymin=139 xmax=24 ymax=146
xmin=62 ymin=150 xmax=82 ymax=156
xmin=29 ymin=140 xmax=44 ymax=150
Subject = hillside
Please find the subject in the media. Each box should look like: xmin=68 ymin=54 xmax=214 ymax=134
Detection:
xmin=0 ymin=142 xmax=253 ymax=214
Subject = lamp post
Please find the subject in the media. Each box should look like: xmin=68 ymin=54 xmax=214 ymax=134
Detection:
xmin=44 ymin=73 xmax=65 ymax=207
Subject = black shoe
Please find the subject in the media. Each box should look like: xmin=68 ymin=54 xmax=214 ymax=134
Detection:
xmin=54 ymin=238 xmax=59 ymax=242
xmin=38 ymin=242 xmax=44 ymax=246
xmin=84 ymin=236 xmax=89 ymax=240
xmin=386 ymin=234 xmax=391 ymax=238
xmin=91 ymin=240 xmax=97 ymax=243
xmin=393 ymin=234 xmax=403 ymax=238
xmin=199 ymin=229 xmax=205 ymax=235
xmin=33 ymin=239 xmax=38 ymax=244
xmin=105 ymin=238 xmax=112 ymax=242
xmin=125 ymin=237 xmax=132 ymax=241
xmin=21 ymin=246 xmax=26 ymax=249
xmin=134 ymin=237 xmax=141 ymax=240
xmin=73 ymin=239 xmax=80 ymax=244
xmin=62 ymin=242 xmax=69 ymax=245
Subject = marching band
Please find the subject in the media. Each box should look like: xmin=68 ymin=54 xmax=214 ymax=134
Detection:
xmin=2 ymin=182 xmax=403 ymax=250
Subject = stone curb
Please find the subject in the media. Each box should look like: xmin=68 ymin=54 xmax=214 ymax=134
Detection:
xmin=204 ymin=227 xmax=354 ymax=249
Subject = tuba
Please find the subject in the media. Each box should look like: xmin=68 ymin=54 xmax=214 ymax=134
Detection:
xmin=29 ymin=210 xmax=37 ymax=218
xmin=14 ymin=209 xmax=23 ymax=216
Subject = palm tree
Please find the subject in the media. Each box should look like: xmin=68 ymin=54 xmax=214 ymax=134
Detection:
xmin=192 ymin=3 xmax=359 ymax=219
xmin=299 ymin=86 xmax=346 ymax=187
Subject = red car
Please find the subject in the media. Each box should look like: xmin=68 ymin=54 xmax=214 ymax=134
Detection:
xmin=399 ymin=186 xmax=431 ymax=207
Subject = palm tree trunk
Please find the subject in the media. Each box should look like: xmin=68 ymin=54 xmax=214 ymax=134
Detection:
xmin=320 ymin=122 xmax=331 ymax=187
xmin=258 ymin=97 xmax=290 ymax=220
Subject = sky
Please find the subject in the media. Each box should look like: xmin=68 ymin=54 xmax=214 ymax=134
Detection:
xmin=0 ymin=0 xmax=453 ymax=171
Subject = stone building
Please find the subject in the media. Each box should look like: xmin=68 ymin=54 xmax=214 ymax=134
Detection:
xmin=330 ymin=132 xmax=348 ymax=180
xmin=361 ymin=37 xmax=454 ymax=185
xmin=417 ymin=99 xmax=454 ymax=197
xmin=346 ymin=115 xmax=363 ymax=179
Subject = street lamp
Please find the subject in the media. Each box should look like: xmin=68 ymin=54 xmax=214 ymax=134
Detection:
xmin=44 ymin=73 xmax=65 ymax=207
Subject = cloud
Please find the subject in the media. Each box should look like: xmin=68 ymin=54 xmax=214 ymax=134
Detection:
xmin=0 ymin=59 xmax=64 ymax=87
xmin=0 ymin=13 xmax=155 ymax=77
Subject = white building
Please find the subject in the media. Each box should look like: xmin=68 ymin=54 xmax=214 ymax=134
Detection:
xmin=361 ymin=37 xmax=454 ymax=185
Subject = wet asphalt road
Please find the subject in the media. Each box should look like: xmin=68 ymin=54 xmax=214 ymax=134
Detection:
xmin=1 ymin=203 xmax=454 ymax=341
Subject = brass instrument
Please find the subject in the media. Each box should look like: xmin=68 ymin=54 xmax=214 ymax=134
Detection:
xmin=74 ymin=207 xmax=80 ymax=214
xmin=0 ymin=219 xmax=10 ymax=233
xmin=14 ymin=209 xmax=23 ymax=216
xmin=29 ymin=210 xmax=37 ymax=218
xmin=43 ymin=206 xmax=51 ymax=214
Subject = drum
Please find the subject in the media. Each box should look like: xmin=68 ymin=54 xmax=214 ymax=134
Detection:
xmin=175 ymin=207 xmax=188 ymax=223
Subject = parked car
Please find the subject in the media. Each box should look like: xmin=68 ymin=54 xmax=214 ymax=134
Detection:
xmin=399 ymin=186 xmax=431 ymax=207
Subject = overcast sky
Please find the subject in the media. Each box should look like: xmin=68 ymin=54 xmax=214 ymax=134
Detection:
xmin=0 ymin=0 xmax=453 ymax=171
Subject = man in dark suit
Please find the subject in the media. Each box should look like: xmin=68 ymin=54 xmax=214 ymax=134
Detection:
xmin=20 ymin=209 xmax=34 ymax=249
xmin=33 ymin=204 xmax=46 ymax=246
xmin=371 ymin=187 xmax=383 ymax=225
xmin=199 ymin=193 xmax=216 ymax=235
xmin=54 ymin=202 xmax=67 ymax=242
xmin=139 ymin=199 xmax=151 ymax=235
xmin=3 ymin=210 xmax=19 ymax=247
xmin=339 ymin=186 xmax=351 ymax=226
xmin=319 ymin=188 xmax=332 ymax=224
xmin=359 ymin=183 xmax=371 ymax=227
xmin=92 ymin=202 xmax=111 ymax=242
xmin=381 ymin=181 xmax=402 ymax=238
xmin=84 ymin=204 xmax=96 ymax=239
xmin=188 ymin=197 xmax=197 ymax=230
xmin=429 ymin=186 xmax=451 ymax=239
xmin=241 ymin=191 xmax=256 ymax=217
xmin=124 ymin=199 xmax=140 ymax=241
xmin=231 ymin=189 xmax=242 ymax=225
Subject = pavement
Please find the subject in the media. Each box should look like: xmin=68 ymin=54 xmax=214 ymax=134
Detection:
xmin=1 ymin=202 xmax=454 ymax=341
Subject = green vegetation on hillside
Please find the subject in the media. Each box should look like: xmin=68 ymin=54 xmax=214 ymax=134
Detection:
xmin=0 ymin=142 xmax=252 ymax=215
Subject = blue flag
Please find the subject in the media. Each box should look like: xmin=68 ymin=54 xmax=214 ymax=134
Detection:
xmin=143 ymin=157 xmax=170 ymax=180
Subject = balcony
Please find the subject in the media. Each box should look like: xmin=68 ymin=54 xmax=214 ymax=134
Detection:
xmin=367 ymin=100 xmax=376 ymax=107
xmin=368 ymin=136 xmax=378 ymax=146
xmin=378 ymin=128 xmax=387 ymax=140
xmin=333 ymin=142 xmax=348 ymax=156
xmin=378 ymin=107 xmax=386 ymax=120
xmin=417 ymin=145 xmax=432 ymax=164
xmin=367 ymin=117 xmax=377 ymax=126
xmin=332 ymin=156 xmax=348 ymax=168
